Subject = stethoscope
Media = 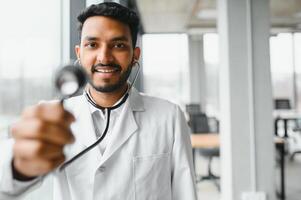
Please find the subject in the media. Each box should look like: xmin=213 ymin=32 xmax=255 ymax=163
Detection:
xmin=55 ymin=60 xmax=141 ymax=171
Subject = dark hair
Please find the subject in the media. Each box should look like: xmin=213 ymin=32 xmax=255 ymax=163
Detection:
xmin=77 ymin=2 xmax=140 ymax=47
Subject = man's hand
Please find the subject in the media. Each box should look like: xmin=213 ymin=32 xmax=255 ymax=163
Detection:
xmin=11 ymin=102 xmax=75 ymax=179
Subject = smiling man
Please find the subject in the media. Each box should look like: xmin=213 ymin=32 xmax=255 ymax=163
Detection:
xmin=76 ymin=10 xmax=140 ymax=106
xmin=0 ymin=2 xmax=197 ymax=200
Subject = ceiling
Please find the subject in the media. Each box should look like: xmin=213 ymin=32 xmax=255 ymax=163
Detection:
xmin=136 ymin=0 xmax=301 ymax=33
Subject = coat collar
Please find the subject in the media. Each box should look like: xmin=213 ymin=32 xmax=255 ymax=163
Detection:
xmin=128 ymin=87 xmax=145 ymax=112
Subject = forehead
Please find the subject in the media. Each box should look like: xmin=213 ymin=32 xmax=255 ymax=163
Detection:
xmin=81 ymin=16 xmax=131 ymax=40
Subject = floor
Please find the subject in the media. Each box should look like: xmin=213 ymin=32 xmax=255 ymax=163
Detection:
xmin=284 ymin=154 xmax=301 ymax=200
xmin=195 ymin=152 xmax=301 ymax=200
xmin=195 ymin=153 xmax=220 ymax=200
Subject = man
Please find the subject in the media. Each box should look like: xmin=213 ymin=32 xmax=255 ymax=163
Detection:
xmin=0 ymin=2 xmax=197 ymax=200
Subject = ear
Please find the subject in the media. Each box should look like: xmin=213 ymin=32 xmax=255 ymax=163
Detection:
xmin=75 ymin=45 xmax=81 ymax=60
xmin=133 ymin=47 xmax=141 ymax=62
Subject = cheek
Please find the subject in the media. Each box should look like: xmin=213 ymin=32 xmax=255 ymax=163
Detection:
xmin=80 ymin=52 xmax=96 ymax=69
xmin=81 ymin=51 xmax=95 ymax=62
xmin=115 ymin=52 xmax=133 ymax=65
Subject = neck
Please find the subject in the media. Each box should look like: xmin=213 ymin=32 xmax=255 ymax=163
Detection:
xmin=88 ymin=84 xmax=128 ymax=108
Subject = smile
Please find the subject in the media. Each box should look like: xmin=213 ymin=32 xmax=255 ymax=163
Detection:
xmin=94 ymin=67 xmax=120 ymax=73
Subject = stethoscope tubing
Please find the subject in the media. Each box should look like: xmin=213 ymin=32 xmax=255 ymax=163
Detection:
xmin=59 ymin=92 xmax=128 ymax=171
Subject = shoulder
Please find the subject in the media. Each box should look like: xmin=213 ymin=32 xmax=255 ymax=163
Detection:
xmin=136 ymin=92 xmax=185 ymax=123
xmin=62 ymin=94 xmax=86 ymax=113
xmin=139 ymin=92 xmax=179 ymax=112
xmin=64 ymin=94 xmax=84 ymax=104
xmin=135 ymin=93 xmax=190 ymax=140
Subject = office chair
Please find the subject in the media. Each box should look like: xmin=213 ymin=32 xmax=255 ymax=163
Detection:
xmin=188 ymin=112 xmax=220 ymax=191
xmin=274 ymin=98 xmax=291 ymax=110
xmin=288 ymin=118 xmax=301 ymax=161
xmin=273 ymin=98 xmax=301 ymax=160
xmin=185 ymin=104 xmax=201 ymax=115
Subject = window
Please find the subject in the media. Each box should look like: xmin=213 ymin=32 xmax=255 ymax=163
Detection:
xmin=269 ymin=33 xmax=301 ymax=110
xmin=142 ymin=34 xmax=189 ymax=108
xmin=270 ymin=33 xmax=294 ymax=104
xmin=203 ymin=33 xmax=219 ymax=116
xmin=0 ymin=1 xmax=63 ymax=198
xmin=0 ymin=0 xmax=62 ymax=120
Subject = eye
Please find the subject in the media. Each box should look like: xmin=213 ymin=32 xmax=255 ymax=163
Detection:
xmin=85 ymin=42 xmax=97 ymax=49
xmin=114 ymin=43 xmax=126 ymax=49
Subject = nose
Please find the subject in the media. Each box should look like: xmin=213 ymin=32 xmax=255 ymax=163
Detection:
xmin=96 ymin=46 xmax=113 ymax=64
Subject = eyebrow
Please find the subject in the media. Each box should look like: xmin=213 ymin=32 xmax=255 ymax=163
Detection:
xmin=83 ymin=36 xmax=98 ymax=41
xmin=111 ymin=36 xmax=129 ymax=42
xmin=83 ymin=36 xmax=130 ymax=42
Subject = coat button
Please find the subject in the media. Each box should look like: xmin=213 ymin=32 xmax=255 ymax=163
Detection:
xmin=99 ymin=166 xmax=106 ymax=172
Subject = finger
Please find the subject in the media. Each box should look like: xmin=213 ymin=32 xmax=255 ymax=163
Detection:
xmin=13 ymin=157 xmax=42 ymax=177
xmin=14 ymin=155 xmax=65 ymax=177
xmin=14 ymin=140 xmax=65 ymax=159
xmin=11 ymin=119 xmax=74 ymax=145
xmin=35 ymin=155 xmax=65 ymax=172
xmin=22 ymin=102 xmax=75 ymax=126
xmin=51 ymin=155 xmax=66 ymax=169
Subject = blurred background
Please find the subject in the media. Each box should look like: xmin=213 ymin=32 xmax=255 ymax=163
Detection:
xmin=1 ymin=0 xmax=301 ymax=200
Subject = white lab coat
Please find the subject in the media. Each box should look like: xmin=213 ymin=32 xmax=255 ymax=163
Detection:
xmin=0 ymin=88 xmax=197 ymax=200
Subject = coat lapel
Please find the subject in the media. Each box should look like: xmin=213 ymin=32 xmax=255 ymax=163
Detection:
xmin=62 ymin=95 xmax=102 ymax=195
xmin=74 ymin=96 xmax=98 ymax=147
xmin=65 ymin=95 xmax=101 ymax=160
xmin=98 ymin=88 xmax=144 ymax=166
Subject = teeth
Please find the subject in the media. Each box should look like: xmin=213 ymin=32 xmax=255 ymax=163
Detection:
xmin=95 ymin=69 xmax=116 ymax=73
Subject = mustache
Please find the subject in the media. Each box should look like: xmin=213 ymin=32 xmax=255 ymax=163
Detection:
xmin=91 ymin=63 xmax=121 ymax=73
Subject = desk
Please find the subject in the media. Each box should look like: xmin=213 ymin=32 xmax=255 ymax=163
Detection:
xmin=190 ymin=133 xmax=219 ymax=167
xmin=191 ymin=134 xmax=286 ymax=200
xmin=191 ymin=133 xmax=220 ymax=190
xmin=191 ymin=133 xmax=219 ymax=148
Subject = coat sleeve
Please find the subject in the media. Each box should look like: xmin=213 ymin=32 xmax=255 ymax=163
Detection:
xmin=0 ymin=139 xmax=42 ymax=199
xmin=171 ymin=106 xmax=198 ymax=200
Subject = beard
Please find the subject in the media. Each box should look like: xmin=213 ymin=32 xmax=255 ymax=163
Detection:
xmin=88 ymin=62 xmax=133 ymax=93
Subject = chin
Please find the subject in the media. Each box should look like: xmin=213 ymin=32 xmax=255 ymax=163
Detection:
xmin=90 ymin=82 xmax=125 ymax=93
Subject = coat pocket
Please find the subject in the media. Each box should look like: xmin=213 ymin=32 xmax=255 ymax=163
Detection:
xmin=133 ymin=153 xmax=172 ymax=200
